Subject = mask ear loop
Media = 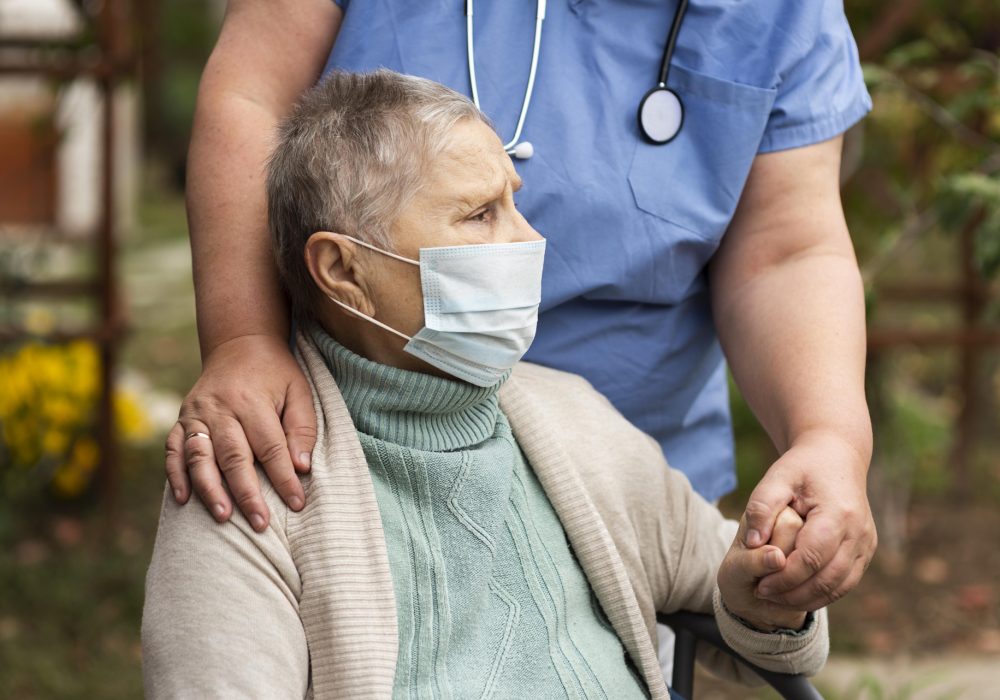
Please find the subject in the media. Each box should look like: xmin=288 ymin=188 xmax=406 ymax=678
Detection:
xmin=323 ymin=232 xmax=421 ymax=266
xmin=327 ymin=296 xmax=414 ymax=342
xmin=317 ymin=232 xmax=421 ymax=342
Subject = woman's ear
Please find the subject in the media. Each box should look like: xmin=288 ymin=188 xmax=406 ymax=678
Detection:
xmin=305 ymin=232 xmax=376 ymax=316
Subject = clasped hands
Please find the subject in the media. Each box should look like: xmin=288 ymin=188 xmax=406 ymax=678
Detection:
xmin=718 ymin=507 xmax=808 ymax=632
xmin=720 ymin=432 xmax=879 ymax=632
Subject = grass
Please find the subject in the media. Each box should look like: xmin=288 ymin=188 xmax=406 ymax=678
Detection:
xmin=0 ymin=446 xmax=166 ymax=699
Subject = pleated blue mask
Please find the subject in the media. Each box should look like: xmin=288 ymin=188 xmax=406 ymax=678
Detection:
xmin=327 ymin=236 xmax=546 ymax=387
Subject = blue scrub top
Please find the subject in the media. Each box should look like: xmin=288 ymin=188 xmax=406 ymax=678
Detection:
xmin=325 ymin=0 xmax=871 ymax=501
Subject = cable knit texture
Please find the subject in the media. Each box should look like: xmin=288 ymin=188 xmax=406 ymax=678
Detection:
xmin=312 ymin=328 xmax=647 ymax=698
xmin=141 ymin=330 xmax=829 ymax=699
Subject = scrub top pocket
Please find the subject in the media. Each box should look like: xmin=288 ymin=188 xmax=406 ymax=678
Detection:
xmin=627 ymin=64 xmax=777 ymax=241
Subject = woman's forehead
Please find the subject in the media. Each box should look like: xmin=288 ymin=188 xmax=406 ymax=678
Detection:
xmin=424 ymin=121 xmax=518 ymax=208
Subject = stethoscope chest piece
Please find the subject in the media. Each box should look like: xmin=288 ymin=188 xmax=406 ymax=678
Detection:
xmin=638 ymin=85 xmax=684 ymax=144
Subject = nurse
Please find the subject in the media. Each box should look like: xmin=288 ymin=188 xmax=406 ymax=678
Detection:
xmin=167 ymin=0 xmax=875 ymax=638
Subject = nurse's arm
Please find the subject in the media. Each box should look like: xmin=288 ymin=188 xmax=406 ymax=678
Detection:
xmin=163 ymin=0 xmax=342 ymax=529
xmin=707 ymin=135 xmax=876 ymax=612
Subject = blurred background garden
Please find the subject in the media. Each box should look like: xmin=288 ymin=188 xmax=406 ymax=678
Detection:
xmin=1 ymin=0 xmax=999 ymax=698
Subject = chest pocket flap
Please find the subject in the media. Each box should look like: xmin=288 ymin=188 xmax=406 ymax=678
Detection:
xmin=628 ymin=64 xmax=776 ymax=240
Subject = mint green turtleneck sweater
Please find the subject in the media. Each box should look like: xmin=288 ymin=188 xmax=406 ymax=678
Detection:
xmin=312 ymin=328 xmax=648 ymax=699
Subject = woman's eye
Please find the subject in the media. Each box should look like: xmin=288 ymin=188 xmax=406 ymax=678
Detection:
xmin=469 ymin=207 xmax=492 ymax=223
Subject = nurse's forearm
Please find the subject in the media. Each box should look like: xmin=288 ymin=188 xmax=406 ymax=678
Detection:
xmin=710 ymin=138 xmax=871 ymax=465
xmin=187 ymin=0 xmax=341 ymax=359
xmin=187 ymin=94 xmax=289 ymax=358
xmin=713 ymin=250 xmax=870 ymax=463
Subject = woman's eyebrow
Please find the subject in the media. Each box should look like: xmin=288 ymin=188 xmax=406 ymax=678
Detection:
xmin=452 ymin=179 xmax=510 ymax=211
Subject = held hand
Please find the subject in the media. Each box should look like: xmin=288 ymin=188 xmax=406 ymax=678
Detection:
xmin=742 ymin=431 xmax=876 ymax=610
xmin=164 ymin=334 xmax=317 ymax=531
xmin=718 ymin=507 xmax=807 ymax=632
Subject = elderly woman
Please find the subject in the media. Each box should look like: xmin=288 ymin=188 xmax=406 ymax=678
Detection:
xmin=142 ymin=70 xmax=827 ymax=699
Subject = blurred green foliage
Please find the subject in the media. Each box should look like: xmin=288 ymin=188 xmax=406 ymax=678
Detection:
xmin=851 ymin=2 xmax=1000 ymax=498
xmin=938 ymin=173 xmax=1000 ymax=277
xmin=144 ymin=1 xmax=221 ymax=186
xmin=731 ymin=2 xmax=1000 ymax=507
xmin=844 ymin=6 xmax=1000 ymax=276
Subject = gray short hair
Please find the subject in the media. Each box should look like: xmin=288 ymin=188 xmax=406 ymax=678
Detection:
xmin=266 ymin=69 xmax=490 ymax=321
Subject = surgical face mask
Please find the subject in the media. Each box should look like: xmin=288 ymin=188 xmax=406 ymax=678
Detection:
xmin=327 ymin=235 xmax=546 ymax=387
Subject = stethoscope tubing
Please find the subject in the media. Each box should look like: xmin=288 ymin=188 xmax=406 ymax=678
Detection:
xmin=465 ymin=0 xmax=688 ymax=150
xmin=466 ymin=0 xmax=547 ymax=154
xmin=658 ymin=0 xmax=688 ymax=88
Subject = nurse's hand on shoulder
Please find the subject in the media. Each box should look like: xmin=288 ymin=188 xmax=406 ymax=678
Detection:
xmin=164 ymin=334 xmax=316 ymax=532
xmin=741 ymin=430 xmax=876 ymax=611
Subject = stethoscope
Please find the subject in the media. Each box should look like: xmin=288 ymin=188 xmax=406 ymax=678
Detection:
xmin=465 ymin=0 xmax=689 ymax=160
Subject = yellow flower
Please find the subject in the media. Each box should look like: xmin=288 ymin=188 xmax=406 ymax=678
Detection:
xmin=52 ymin=460 xmax=89 ymax=498
xmin=41 ymin=396 xmax=79 ymax=427
xmin=70 ymin=437 xmax=100 ymax=472
xmin=1 ymin=341 xmax=151 ymax=495
xmin=53 ymin=436 xmax=100 ymax=496
xmin=41 ymin=428 xmax=70 ymax=456
xmin=115 ymin=392 xmax=152 ymax=442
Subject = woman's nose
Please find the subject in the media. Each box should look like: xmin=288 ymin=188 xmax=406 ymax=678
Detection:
xmin=513 ymin=211 xmax=544 ymax=243
xmin=518 ymin=227 xmax=544 ymax=243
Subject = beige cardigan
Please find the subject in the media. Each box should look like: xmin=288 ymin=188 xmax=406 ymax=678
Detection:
xmin=142 ymin=334 xmax=828 ymax=699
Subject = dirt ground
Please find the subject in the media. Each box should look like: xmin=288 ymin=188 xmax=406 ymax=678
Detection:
xmin=828 ymin=501 xmax=1000 ymax=658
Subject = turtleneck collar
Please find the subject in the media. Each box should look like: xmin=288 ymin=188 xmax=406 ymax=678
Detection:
xmin=309 ymin=324 xmax=508 ymax=451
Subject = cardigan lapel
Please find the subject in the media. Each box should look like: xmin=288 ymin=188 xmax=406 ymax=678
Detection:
xmin=293 ymin=335 xmax=399 ymax=699
xmin=500 ymin=375 xmax=670 ymax=700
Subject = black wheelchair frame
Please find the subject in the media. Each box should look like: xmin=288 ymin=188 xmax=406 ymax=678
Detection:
xmin=658 ymin=612 xmax=824 ymax=700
